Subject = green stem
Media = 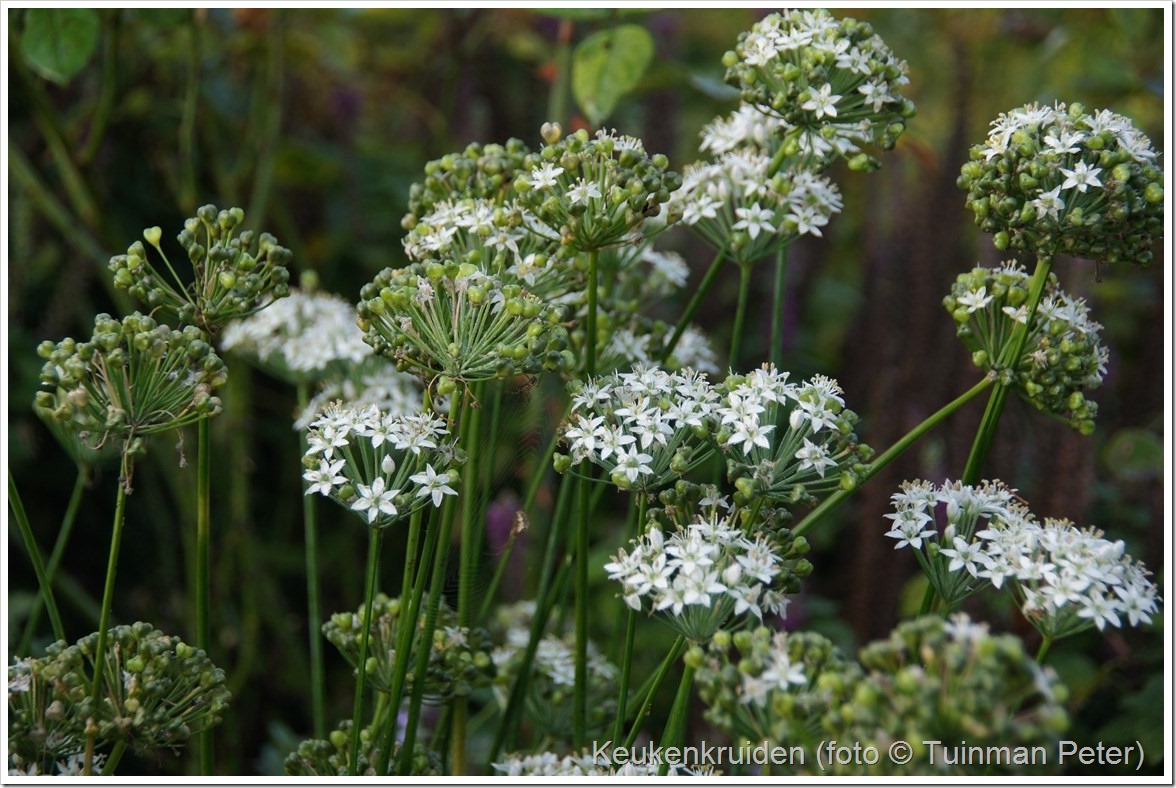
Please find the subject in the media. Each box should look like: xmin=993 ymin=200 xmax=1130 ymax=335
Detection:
xmin=376 ymin=507 xmax=436 ymax=775
xmin=573 ymin=477 xmax=590 ymax=748
xmin=1036 ymin=635 xmax=1053 ymax=665
xmin=586 ymin=250 xmax=599 ymax=377
xmin=728 ymin=262 xmax=753 ymax=372
xmin=488 ymin=468 xmax=575 ymax=761
xmin=657 ymin=660 xmax=696 ymax=776
xmin=453 ymin=387 xmax=483 ymax=775
xmin=661 ymin=248 xmax=726 ymax=364
xmin=298 ymin=383 xmax=326 ymax=739
xmin=769 ymin=244 xmax=789 ymax=370
xmin=398 ymin=393 xmax=468 ymax=775
xmin=9 ymin=469 xmax=67 ymax=645
xmin=100 ymin=740 xmax=127 ymax=776
xmin=84 ymin=450 xmax=132 ymax=776
xmin=961 ymin=254 xmax=1052 ymax=484
xmin=610 ymin=496 xmax=646 ymax=743
xmin=623 ymin=637 xmax=686 ymax=749
xmin=196 ymin=418 xmax=213 ymax=775
xmin=793 ymin=376 xmax=994 ymax=539
xmin=349 ymin=526 xmax=384 ymax=776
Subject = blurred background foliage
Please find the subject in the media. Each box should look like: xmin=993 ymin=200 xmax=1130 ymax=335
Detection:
xmin=6 ymin=7 xmax=1165 ymax=776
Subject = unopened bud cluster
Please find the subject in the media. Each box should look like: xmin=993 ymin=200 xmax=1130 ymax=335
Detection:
xmin=284 ymin=719 xmax=441 ymax=777
xmin=958 ymin=102 xmax=1162 ymax=264
xmin=696 ymin=615 xmax=1068 ymax=776
xmin=8 ymin=623 xmax=230 ymax=771
xmin=945 ymin=263 xmax=1107 ymax=434
xmin=323 ymin=592 xmax=494 ymax=702
xmin=36 ymin=312 xmax=226 ymax=453
xmin=694 ymin=627 xmax=859 ymax=747
xmin=108 ymin=205 xmax=292 ymax=333
xmin=402 ymin=139 xmax=533 ymax=231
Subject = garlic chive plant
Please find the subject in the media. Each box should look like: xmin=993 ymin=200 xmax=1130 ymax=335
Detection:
xmin=16 ymin=9 xmax=1163 ymax=779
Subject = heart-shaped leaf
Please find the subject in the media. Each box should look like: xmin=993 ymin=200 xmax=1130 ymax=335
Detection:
xmin=572 ymin=24 xmax=654 ymax=128
xmin=22 ymin=8 xmax=101 ymax=84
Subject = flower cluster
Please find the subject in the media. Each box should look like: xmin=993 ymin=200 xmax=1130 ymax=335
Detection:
xmin=958 ymin=102 xmax=1163 ymax=264
xmin=699 ymin=104 xmax=790 ymax=157
xmin=36 ymin=312 xmax=227 ymax=456
xmin=717 ymin=364 xmax=870 ymax=508
xmin=944 ymin=263 xmax=1107 ymax=433
xmin=669 ymin=151 xmax=843 ymax=265
xmin=294 ymin=358 xmax=424 ymax=431
xmin=402 ymin=138 xmax=533 ymax=231
xmin=489 ymin=602 xmax=618 ymax=738
xmin=555 ymin=366 xmax=719 ymax=491
xmin=108 ymin=205 xmax=292 ymax=333
xmin=302 ymin=402 xmax=460 ymax=528
xmin=885 ymin=479 xmax=1160 ymax=638
xmin=323 ymin=593 xmax=495 ymax=702
xmin=513 ymin=128 xmax=682 ymax=252
xmin=493 ymin=749 xmax=704 ymax=777
xmin=8 ymin=623 xmax=230 ymax=772
xmin=722 ymin=9 xmax=914 ymax=169
xmin=284 ymin=719 xmax=440 ymax=777
xmin=356 ymin=261 xmax=573 ymax=385
xmin=604 ymin=492 xmax=805 ymax=641
xmin=220 ymin=287 xmax=371 ymax=384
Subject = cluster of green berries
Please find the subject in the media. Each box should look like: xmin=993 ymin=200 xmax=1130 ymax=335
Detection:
xmin=36 ymin=312 xmax=226 ymax=453
xmin=323 ymin=593 xmax=495 ymax=703
xmin=8 ymin=623 xmax=230 ymax=771
xmin=284 ymin=719 xmax=441 ymax=777
xmin=356 ymin=261 xmax=573 ymax=384
xmin=694 ymin=615 xmax=1067 ymax=776
xmin=402 ymin=139 xmax=534 ymax=231
xmin=108 ymin=205 xmax=292 ymax=333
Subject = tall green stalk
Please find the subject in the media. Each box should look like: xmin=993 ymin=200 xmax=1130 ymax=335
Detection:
xmin=586 ymin=250 xmax=600 ymax=377
xmin=728 ymin=262 xmax=753 ymax=372
xmin=196 ymin=418 xmax=213 ymax=774
xmin=623 ymin=635 xmax=687 ymax=748
xmin=83 ymin=450 xmax=132 ymax=776
xmin=573 ymin=477 xmax=590 ymax=748
xmin=348 ymin=526 xmax=384 ymax=775
xmin=9 ymin=469 xmax=67 ymax=646
xmin=657 ymin=660 xmax=696 ymax=776
xmin=661 ymin=248 xmax=726 ymax=364
xmin=610 ymin=496 xmax=647 ymax=743
xmin=769 ymin=245 xmax=789 ymax=370
xmin=297 ymin=383 xmax=326 ymax=739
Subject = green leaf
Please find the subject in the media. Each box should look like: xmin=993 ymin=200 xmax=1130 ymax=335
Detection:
xmin=21 ymin=8 xmax=101 ymax=84
xmin=571 ymin=24 xmax=654 ymax=127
